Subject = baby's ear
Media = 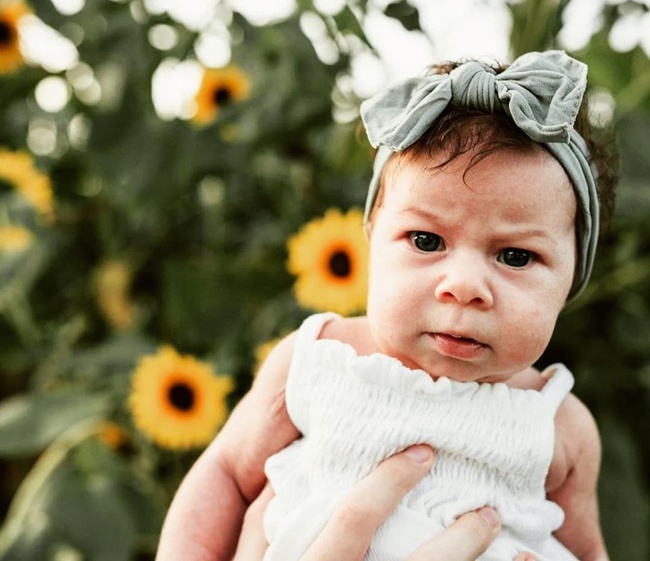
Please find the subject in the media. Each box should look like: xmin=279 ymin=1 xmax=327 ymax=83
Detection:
xmin=364 ymin=212 xmax=377 ymax=239
xmin=365 ymin=219 xmax=374 ymax=238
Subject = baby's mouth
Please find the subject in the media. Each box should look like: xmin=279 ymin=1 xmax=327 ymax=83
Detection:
xmin=443 ymin=332 xmax=479 ymax=343
xmin=429 ymin=332 xmax=487 ymax=359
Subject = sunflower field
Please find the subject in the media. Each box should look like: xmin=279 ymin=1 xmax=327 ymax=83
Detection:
xmin=0 ymin=0 xmax=648 ymax=559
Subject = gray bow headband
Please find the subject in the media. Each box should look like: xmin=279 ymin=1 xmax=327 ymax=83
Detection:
xmin=360 ymin=50 xmax=599 ymax=301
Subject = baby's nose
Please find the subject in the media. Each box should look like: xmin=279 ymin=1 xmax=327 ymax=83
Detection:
xmin=433 ymin=254 xmax=493 ymax=307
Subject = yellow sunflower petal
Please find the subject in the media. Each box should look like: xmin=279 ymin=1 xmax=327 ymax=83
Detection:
xmin=287 ymin=208 xmax=368 ymax=316
xmin=129 ymin=346 xmax=233 ymax=450
xmin=192 ymin=66 xmax=251 ymax=125
xmin=95 ymin=421 xmax=129 ymax=450
xmin=0 ymin=2 xmax=29 ymax=74
xmin=0 ymin=149 xmax=55 ymax=220
xmin=93 ymin=259 xmax=136 ymax=331
xmin=0 ymin=224 xmax=32 ymax=253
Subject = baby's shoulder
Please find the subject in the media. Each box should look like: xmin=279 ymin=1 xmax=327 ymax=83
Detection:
xmin=547 ymin=391 xmax=601 ymax=492
xmin=507 ymin=367 xmax=601 ymax=492
xmin=319 ymin=315 xmax=379 ymax=356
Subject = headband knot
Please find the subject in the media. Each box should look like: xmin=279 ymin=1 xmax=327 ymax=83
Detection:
xmin=360 ymin=50 xmax=600 ymax=302
xmin=450 ymin=62 xmax=497 ymax=112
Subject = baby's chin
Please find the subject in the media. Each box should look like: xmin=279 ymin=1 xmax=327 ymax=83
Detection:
xmin=419 ymin=362 xmax=518 ymax=385
xmin=427 ymin=372 xmax=511 ymax=385
xmin=375 ymin=343 xmax=521 ymax=385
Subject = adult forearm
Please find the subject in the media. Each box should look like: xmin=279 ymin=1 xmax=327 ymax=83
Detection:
xmin=155 ymin=451 xmax=247 ymax=561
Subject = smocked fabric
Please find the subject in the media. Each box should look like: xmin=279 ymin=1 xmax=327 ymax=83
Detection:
xmin=263 ymin=313 xmax=578 ymax=561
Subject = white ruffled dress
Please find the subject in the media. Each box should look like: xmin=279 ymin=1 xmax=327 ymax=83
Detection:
xmin=263 ymin=313 xmax=578 ymax=561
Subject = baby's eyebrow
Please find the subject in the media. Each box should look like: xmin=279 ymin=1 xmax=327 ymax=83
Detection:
xmin=398 ymin=206 xmax=443 ymax=222
xmin=398 ymin=206 xmax=562 ymax=243
xmin=490 ymin=228 xmax=558 ymax=247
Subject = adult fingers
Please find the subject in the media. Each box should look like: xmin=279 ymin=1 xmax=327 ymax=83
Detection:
xmin=301 ymin=445 xmax=435 ymax=561
xmin=232 ymin=484 xmax=275 ymax=561
xmin=407 ymin=507 xmax=501 ymax=561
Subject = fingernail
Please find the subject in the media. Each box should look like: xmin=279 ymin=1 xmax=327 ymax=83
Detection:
xmin=477 ymin=507 xmax=501 ymax=529
xmin=405 ymin=445 xmax=433 ymax=463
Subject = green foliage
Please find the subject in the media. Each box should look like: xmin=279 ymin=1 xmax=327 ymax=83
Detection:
xmin=0 ymin=0 xmax=648 ymax=559
xmin=0 ymin=428 xmax=161 ymax=561
xmin=383 ymin=1 xmax=421 ymax=32
xmin=508 ymin=0 xmax=569 ymax=56
xmin=0 ymin=392 xmax=109 ymax=456
xmin=598 ymin=415 xmax=650 ymax=559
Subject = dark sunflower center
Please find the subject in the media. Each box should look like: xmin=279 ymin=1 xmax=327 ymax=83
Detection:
xmin=213 ymin=86 xmax=232 ymax=106
xmin=168 ymin=382 xmax=195 ymax=412
xmin=329 ymin=250 xmax=351 ymax=278
xmin=0 ymin=178 xmax=13 ymax=193
xmin=0 ymin=22 xmax=14 ymax=46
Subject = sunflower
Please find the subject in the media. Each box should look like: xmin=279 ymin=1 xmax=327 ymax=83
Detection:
xmin=0 ymin=2 xmax=28 ymax=74
xmin=192 ymin=66 xmax=250 ymax=125
xmin=287 ymin=208 xmax=368 ymax=316
xmin=0 ymin=224 xmax=32 ymax=252
xmin=129 ymin=346 xmax=233 ymax=450
xmin=0 ymin=149 xmax=54 ymax=221
xmin=93 ymin=259 xmax=136 ymax=331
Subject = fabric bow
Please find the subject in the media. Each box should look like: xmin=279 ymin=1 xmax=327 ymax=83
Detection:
xmin=361 ymin=50 xmax=587 ymax=151
xmin=359 ymin=50 xmax=599 ymax=303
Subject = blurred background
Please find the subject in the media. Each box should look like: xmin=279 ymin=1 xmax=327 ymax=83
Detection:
xmin=0 ymin=0 xmax=648 ymax=559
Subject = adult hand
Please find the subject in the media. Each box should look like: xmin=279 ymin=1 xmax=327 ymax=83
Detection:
xmin=233 ymin=445 xmax=536 ymax=561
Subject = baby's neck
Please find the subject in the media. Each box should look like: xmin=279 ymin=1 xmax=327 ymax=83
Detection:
xmin=319 ymin=315 xmax=543 ymax=389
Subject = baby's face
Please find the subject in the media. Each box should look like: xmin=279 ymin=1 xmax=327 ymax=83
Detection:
xmin=366 ymin=146 xmax=577 ymax=383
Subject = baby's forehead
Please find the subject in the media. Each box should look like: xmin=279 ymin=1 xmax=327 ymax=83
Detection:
xmin=384 ymin=145 xmax=577 ymax=218
xmin=388 ymin=142 xmax=568 ymax=187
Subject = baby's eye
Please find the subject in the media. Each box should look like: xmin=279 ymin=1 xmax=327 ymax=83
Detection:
xmin=409 ymin=232 xmax=444 ymax=252
xmin=498 ymin=248 xmax=534 ymax=268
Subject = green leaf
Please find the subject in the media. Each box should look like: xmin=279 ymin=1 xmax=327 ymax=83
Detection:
xmin=578 ymin=32 xmax=650 ymax=114
xmin=508 ymin=0 xmax=569 ymax=56
xmin=68 ymin=333 xmax=158 ymax=382
xmin=44 ymin=461 xmax=137 ymax=561
xmin=0 ymin=439 xmax=160 ymax=561
xmin=383 ymin=1 xmax=421 ymax=32
xmin=0 ymin=515 xmax=58 ymax=561
xmin=0 ymin=241 xmax=48 ymax=314
xmin=332 ymin=6 xmax=371 ymax=48
xmin=161 ymin=259 xmax=246 ymax=350
xmin=0 ymin=392 xmax=109 ymax=457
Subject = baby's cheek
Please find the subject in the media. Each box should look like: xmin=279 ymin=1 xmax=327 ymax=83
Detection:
xmin=501 ymin=312 xmax=556 ymax=369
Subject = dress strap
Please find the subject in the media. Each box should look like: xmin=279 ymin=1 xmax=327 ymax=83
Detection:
xmin=539 ymin=363 xmax=575 ymax=413
xmin=285 ymin=313 xmax=341 ymax=432
xmin=289 ymin=313 xmax=341 ymax=371
xmin=297 ymin=312 xmax=341 ymax=344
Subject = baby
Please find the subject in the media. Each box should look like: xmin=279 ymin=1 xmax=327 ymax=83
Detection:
xmin=156 ymin=50 xmax=614 ymax=561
